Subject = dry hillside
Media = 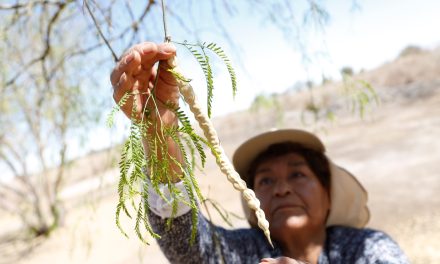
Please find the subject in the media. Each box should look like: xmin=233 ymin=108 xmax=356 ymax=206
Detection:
xmin=1 ymin=46 xmax=439 ymax=264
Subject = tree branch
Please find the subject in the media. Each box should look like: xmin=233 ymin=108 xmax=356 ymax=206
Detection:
xmin=83 ymin=0 xmax=119 ymax=61
xmin=0 ymin=182 xmax=26 ymax=200
xmin=0 ymin=0 xmax=63 ymax=10
xmin=4 ymin=1 xmax=71 ymax=88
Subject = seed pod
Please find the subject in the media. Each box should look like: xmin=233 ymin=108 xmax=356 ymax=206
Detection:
xmin=168 ymin=57 xmax=273 ymax=247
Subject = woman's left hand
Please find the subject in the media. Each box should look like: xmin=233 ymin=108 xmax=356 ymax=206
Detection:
xmin=259 ymin=257 xmax=306 ymax=264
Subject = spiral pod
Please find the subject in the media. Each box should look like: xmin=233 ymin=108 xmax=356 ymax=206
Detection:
xmin=168 ymin=57 xmax=273 ymax=247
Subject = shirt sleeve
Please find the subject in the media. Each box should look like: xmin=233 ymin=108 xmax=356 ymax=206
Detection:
xmin=355 ymin=230 xmax=410 ymax=264
xmin=144 ymin=179 xmax=278 ymax=263
xmin=145 ymin=179 xmax=192 ymax=218
xmin=148 ymin=209 xmax=277 ymax=264
xmin=323 ymin=226 xmax=410 ymax=264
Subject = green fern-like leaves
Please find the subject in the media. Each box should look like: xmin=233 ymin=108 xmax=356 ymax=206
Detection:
xmin=205 ymin=42 xmax=237 ymax=98
xmin=111 ymin=41 xmax=238 ymax=245
xmin=116 ymin=120 xmax=157 ymax=242
xmin=114 ymin=94 xmax=209 ymax=244
xmin=178 ymin=41 xmax=237 ymax=117
xmin=107 ymin=92 xmax=130 ymax=127
xmin=180 ymin=42 xmax=214 ymax=117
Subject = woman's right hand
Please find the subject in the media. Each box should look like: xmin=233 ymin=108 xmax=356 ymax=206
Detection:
xmin=111 ymin=42 xmax=184 ymax=182
xmin=110 ymin=42 xmax=178 ymax=126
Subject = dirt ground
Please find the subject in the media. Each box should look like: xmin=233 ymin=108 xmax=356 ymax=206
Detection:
xmin=1 ymin=51 xmax=440 ymax=263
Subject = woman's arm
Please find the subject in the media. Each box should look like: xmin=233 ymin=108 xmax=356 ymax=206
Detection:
xmin=358 ymin=229 xmax=410 ymax=264
xmin=148 ymin=207 xmax=277 ymax=263
xmin=325 ymin=226 xmax=410 ymax=264
xmin=111 ymin=42 xmax=182 ymax=183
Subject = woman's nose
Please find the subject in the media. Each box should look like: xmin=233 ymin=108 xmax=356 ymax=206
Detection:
xmin=273 ymin=179 xmax=292 ymax=197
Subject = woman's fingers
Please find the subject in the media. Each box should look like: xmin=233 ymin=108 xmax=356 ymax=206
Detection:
xmin=111 ymin=42 xmax=177 ymax=98
xmin=110 ymin=42 xmax=173 ymax=86
xmin=113 ymin=73 xmax=131 ymax=100
xmin=110 ymin=49 xmax=140 ymax=87
xmin=154 ymin=61 xmax=180 ymax=106
xmin=137 ymin=42 xmax=176 ymax=68
xmin=156 ymin=42 xmax=177 ymax=61
xmin=110 ymin=42 xmax=178 ymax=122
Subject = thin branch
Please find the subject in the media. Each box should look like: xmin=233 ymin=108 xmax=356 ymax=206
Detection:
xmin=161 ymin=0 xmax=170 ymax=42
xmin=124 ymin=0 xmax=136 ymax=23
xmin=53 ymin=94 xmax=68 ymax=197
xmin=4 ymin=1 xmax=70 ymax=88
xmin=36 ymin=0 xmax=68 ymax=108
xmin=47 ymin=41 xmax=109 ymax=81
xmin=83 ymin=0 xmax=119 ymax=61
xmin=0 ymin=192 xmax=35 ymax=229
xmin=0 ymin=0 xmax=63 ymax=10
xmin=0 ymin=194 xmax=22 ymax=215
xmin=124 ymin=0 xmax=157 ymax=51
xmin=138 ymin=0 xmax=156 ymax=23
xmin=0 ymin=183 xmax=27 ymax=201
xmin=0 ymin=149 xmax=20 ymax=177
xmin=0 ymin=133 xmax=40 ymax=195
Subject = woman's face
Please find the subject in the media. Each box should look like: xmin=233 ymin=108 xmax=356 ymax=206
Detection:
xmin=253 ymin=152 xmax=330 ymax=238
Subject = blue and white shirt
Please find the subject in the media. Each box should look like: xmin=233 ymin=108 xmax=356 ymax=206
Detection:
xmin=147 ymin=181 xmax=409 ymax=264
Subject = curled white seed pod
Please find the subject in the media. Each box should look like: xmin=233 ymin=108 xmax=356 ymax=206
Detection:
xmin=168 ymin=57 xmax=272 ymax=246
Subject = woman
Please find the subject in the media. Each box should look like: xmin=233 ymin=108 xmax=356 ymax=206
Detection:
xmin=111 ymin=42 xmax=409 ymax=263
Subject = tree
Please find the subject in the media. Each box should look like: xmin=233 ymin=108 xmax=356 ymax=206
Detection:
xmin=0 ymin=0 xmax=349 ymax=238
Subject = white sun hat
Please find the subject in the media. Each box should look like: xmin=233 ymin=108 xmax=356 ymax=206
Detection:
xmin=232 ymin=129 xmax=370 ymax=228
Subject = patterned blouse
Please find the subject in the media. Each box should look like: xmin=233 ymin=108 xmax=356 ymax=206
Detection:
xmin=148 ymin=211 xmax=409 ymax=264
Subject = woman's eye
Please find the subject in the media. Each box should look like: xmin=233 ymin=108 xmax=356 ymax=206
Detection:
xmin=290 ymin=172 xmax=305 ymax=179
xmin=258 ymin=177 xmax=273 ymax=186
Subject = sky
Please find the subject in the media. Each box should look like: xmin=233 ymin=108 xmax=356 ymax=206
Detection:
xmin=88 ymin=0 xmax=440 ymax=154
xmin=193 ymin=0 xmax=440 ymax=117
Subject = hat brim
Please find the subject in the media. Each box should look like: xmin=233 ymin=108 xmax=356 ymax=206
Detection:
xmin=232 ymin=129 xmax=370 ymax=228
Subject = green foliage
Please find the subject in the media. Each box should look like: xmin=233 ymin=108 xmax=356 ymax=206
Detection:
xmin=398 ymin=45 xmax=423 ymax=58
xmin=179 ymin=42 xmax=214 ymax=117
xmin=176 ymin=41 xmax=237 ymax=117
xmin=300 ymin=97 xmax=335 ymax=125
xmin=205 ymin=42 xmax=237 ymax=98
xmin=112 ymin=41 xmax=238 ymax=244
xmin=203 ymin=198 xmax=244 ymax=227
xmin=107 ymin=92 xmax=130 ymax=128
xmin=250 ymin=93 xmax=284 ymax=127
xmin=340 ymin=66 xmax=354 ymax=77
xmin=250 ymin=93 xmax=279 ymax=112
xmin=174 ymin=107 xmax=207 ymax=168
xmin=300 ymin=75 xmax=378 ymax=126
xmin=342 ymin=75 xmax=380 ymax=118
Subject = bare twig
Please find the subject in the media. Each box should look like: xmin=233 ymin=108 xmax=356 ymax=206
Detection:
xmin=161 ymin=0 xmax=170 ymax=42
xmin=0 ymin=1 xmax=62 ymax=10
xmin=140 ymin=0 xmax=156 ymax=22
xmin=0 ymin=182 xmax=27 ymax=199
xmin=4 ymin=1 xmax=69 ymax=88
xmin=83 ymin=0 xmax=119 ymax=61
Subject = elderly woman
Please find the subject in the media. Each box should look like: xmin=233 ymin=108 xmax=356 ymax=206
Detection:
xmin=111 ymin=42 xmax=409 ymax=263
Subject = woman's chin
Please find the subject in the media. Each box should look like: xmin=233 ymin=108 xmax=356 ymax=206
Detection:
xmin=285 ymin=215 xmax=308 ymax=228
xmin=271 ymin=214 xmax=308 ymax=232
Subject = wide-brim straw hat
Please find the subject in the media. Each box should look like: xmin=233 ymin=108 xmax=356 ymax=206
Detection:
xmin=232 ymin=129 xmax=370 ymax=228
